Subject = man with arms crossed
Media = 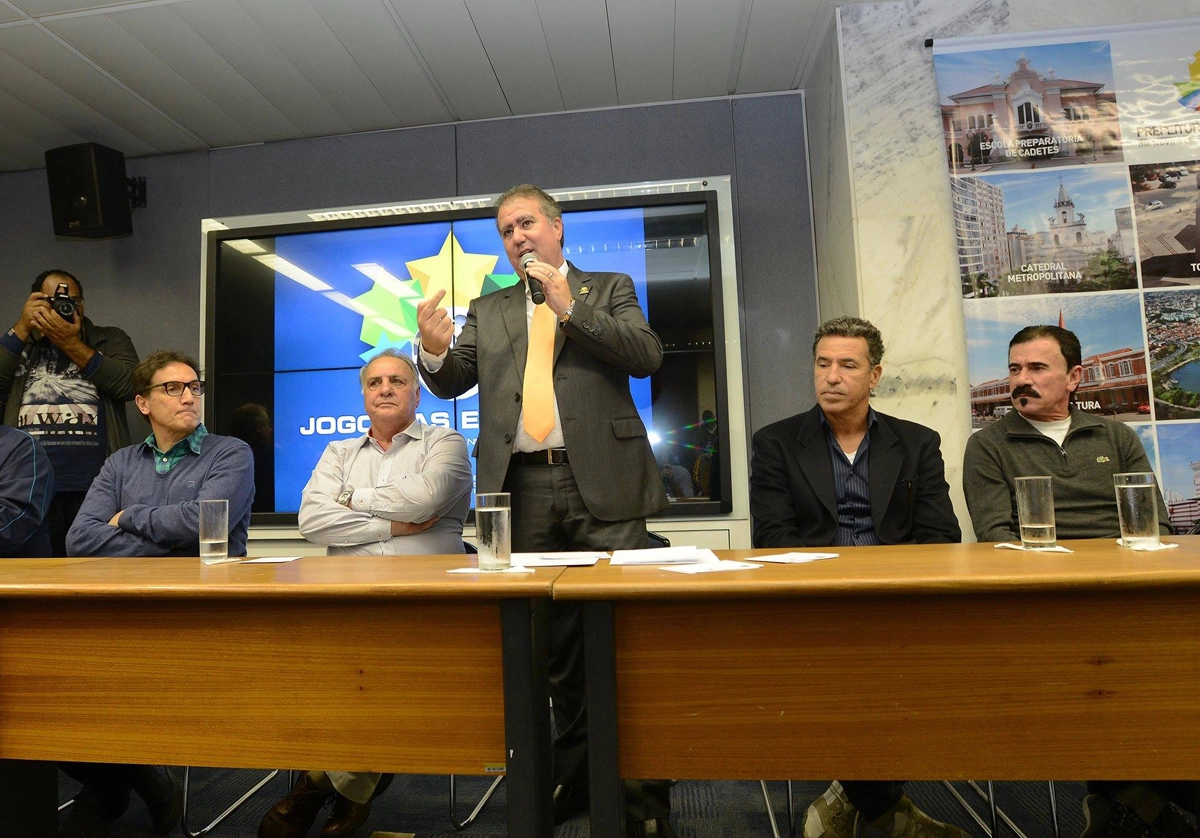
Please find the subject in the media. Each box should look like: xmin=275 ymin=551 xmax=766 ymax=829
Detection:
xmin=415 ymin=184 xmax=673 ymax=837
xmin=0 ymin=425 xmax=54 ymax=558
xmin=0 ymin=269 xmax=137 ymax=555
xmin=962 ymin=325 xmax=1192 ymax=838
xmin=750 ymin=316 xmax=967 ymax=838
xmin=63 ymin=350 xmax=254 ymax=838
xmin=257 ymin=348 xmax=472 ymax=838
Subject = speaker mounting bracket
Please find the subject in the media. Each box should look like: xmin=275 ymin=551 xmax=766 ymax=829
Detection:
xmin=127 ymin=176 xmax=147 ymax=210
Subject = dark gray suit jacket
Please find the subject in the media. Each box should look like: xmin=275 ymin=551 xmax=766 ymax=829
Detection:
xmin=420 ymin=262 xmax=668 ymax=522
xmin=749 ymin=405 xmax=961 ymax=548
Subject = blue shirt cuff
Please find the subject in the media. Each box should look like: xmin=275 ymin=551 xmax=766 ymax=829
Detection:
xmin=81 ymin=351 xmax=103 ymax=378
xmin=1 ymin=331 xmax=26 ymax=356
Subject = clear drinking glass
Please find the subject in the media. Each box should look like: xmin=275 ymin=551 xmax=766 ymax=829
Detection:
xmin=1014 ymin=476 xmax=1056 ymax=550
xmin=199 ymin=498 xmax=233 ymax=564
xmin=1113 ymin=473 xmax=1160 ymax=549
xmin=474 ymin=493 xmax=511 ymax=571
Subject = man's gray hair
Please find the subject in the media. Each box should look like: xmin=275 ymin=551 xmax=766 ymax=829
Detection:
xmin=812 ymin=316 xmax=885 ymax=367
xmin=360 ymin=348 xmax=419 ymax=392
xmin=495 ymin=183 xmax=561 ymax=224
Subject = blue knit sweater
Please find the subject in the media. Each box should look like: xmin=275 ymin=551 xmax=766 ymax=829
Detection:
xmin=0 ymin=426 xmax=54 ymax=557
xmin=67 ymin=431 xmax=255 ymax=557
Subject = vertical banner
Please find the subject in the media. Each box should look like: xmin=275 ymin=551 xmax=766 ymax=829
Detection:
xmin=933 ymin=19 xmax=1200 ymax=531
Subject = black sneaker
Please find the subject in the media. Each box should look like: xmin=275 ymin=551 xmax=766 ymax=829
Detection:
xmin=1081 ymin=794 xmax=1155 ymax=838
xmin=130 ymin=765 xmax=183 ymax=836
xmin=1155 ymin=803 xmax=1200 ymax=838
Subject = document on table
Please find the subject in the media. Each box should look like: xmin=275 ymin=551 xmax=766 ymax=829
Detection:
xmin=511 ymin=552 xmax=608 ymax=567
xmin=447 ymin=566 xmax=536 ymax=574
xmin=662 ymin=559 xmax=762 ymax=574
xmin=610 ymin=546 xmax=717 ymax=565
xmin=239 ymin=556 xmax=304 ymax=564
xmin=994 ymin=542 xmax=1074 ymax=553
xmin=752 ymin=552 xmax=839 ymax=564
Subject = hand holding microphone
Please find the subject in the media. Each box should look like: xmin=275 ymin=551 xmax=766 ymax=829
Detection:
xmin=520 ymin=252 xmax=546 ymax=305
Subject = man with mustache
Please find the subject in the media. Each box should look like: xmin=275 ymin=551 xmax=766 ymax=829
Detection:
xmin=962 ymin=325 xmax=1189 ymax=838
xmin=750 ymin=316 xmax=966 ymax=838
xmin=963 ymin=324 xmax=1168 ymax=544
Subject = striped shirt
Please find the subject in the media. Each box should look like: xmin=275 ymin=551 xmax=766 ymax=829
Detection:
xmin=822 ymin=409 xmax=882 ymax=547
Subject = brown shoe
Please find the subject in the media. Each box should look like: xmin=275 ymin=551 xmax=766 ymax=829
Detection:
xmin=259 ymin=774 xmax=333 ymax=838
xmin=320 ymin=774 xmax=393 ymax=838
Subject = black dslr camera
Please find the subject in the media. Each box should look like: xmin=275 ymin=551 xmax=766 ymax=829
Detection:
xmin=50 ymin=283 xmax=78 ymax=323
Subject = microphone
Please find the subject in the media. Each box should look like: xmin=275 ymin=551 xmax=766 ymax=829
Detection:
xmin=520 ymin=252 xmax=546 ymax=305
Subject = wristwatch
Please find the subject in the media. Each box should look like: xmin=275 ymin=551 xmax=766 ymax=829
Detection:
xmin=559 ymin=298 xmax=576 ymax=325
xmin=337 ymin=488 xmax=354 ymax=506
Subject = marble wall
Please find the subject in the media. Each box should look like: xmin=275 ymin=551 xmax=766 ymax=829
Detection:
xmin=807 ymin=0 xmax=1200 ymax=537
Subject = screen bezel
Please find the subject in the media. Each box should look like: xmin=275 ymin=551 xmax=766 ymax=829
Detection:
xmin=203 ymin=187 xmax=734 ymax=526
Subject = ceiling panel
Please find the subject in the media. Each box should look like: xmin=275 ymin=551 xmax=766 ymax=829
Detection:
xmin=233 ymin=0 xmax=398 ymax=133
xmin=607 ymin=0 xmax=674 ymax=105
xmin=534 ymin=0 xmax=617 ymax=110
xmin=8 ymin=0 xmax=134 ymax=13
xmin=0 ymin=7 xmax=27 ymax=23
xmin=673 ymin=0 xmax=745 ymax=99
xmin=0 ymin=26 xmax=188 ymax=154
xmin=463 ymin=0 xmax=564 ymax=116
xmin=309 ymin=0 xmax=453 ymax=127
xmin=172 ymin=0 xmax=350 ymax=138
xmin=389 ymin=0 xmax=511 ymax=121
xmin=736 ymin=0 xmax=814 ymax=94
xmin=0 ymin=85 xmax=88 ymax=152
xmin=0 ymin=106 xmax=67 ymax=168
xmin=47 ymin=14 xmax=262 ymax=148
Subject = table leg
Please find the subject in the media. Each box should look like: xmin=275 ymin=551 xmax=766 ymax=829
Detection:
xmin=0 ymin=759 xmax=57 ymax=837
xmin=501 ymin=598 xmax=553 ymax=838
xmin=584 ymin=600 xmax=624 ymax=838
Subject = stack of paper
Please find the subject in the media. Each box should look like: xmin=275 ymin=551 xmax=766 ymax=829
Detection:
xmin=752 ymin=552 xmax=839 ymax=564
xmin=609 ymin=546 xmax=718 ymax=565
xmin=511 ymin=552 xmax=607 ymax=567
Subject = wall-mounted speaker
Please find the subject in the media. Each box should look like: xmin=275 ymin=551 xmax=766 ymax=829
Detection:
xmin=45 ymin=142 xmax=133 ymax=238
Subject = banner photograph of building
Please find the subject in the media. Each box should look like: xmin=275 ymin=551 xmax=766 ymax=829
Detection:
xmin=964 ymin=292 xmax=1150 ymax=426
xmin=1156 ymin=422 xmax=1200 ymax=533
xmin=936 ymin=41 xmax=1122 ymax=174
xmin=1130 ymin=158 xmax=1200 ymax=285
xmin=955 ymin=166 xmax=1136 ymax=297
xmin=1144 ymin=287 xmax=1200 ymax=419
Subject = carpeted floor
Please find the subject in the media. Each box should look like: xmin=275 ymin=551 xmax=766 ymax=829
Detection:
xmin=62 ymin=769 xmax=1097 ymax=837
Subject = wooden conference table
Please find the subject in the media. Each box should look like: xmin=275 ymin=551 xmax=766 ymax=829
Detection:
xmin=0 ymin=554 xmax=560 ymax=838
xmin=555 ymin=538 xmax=1200 ymax=838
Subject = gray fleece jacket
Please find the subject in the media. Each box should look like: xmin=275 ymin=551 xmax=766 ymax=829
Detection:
xmin=963 ymin=408 xmax=1170 ymax=542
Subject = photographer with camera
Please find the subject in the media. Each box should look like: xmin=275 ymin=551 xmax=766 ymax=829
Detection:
xmin=0 ymin=269 xmax=138 ymax=556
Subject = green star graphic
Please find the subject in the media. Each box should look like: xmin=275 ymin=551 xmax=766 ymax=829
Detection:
xmin=353 ymin=278 xmax=423 ymax=349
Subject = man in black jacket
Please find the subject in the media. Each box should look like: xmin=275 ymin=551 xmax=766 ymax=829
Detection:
xmin=750 ymin=316 xmax=966 ymax=838
xmin=0 ymin=269 xmax=137 ymax=556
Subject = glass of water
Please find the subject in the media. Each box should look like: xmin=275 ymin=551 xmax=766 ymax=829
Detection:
xmin=474 ymin=493 xmax=511 ymax=571
xmin=199 ymin=498 xmax=234 ymax=564
xmin=1114 ymin=473 xmax=1160 ymax=549
xmin=1014 ymin=476 xmax=1056 ymax=550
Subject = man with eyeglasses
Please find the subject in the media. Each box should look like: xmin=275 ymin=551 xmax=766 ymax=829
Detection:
xmin=0 ymin=269 xmax=138 ymax=557
xmin=61 ymin=350 xmax=254 ymax=837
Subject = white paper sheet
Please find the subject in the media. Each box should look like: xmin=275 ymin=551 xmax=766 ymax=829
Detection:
xmin=662 ymin=560 xmax=762 ymax=574
xmin=994 ymin=542 xmax=1074 ymax=553
xmin=511 ymin=552 xmax=607 ymax=567
xmin=238 ymin=556 xmax=303 ymax=564
xmin=751 ymin=552 xmax=839 ymax=564
xmin=610 ymin=546 xmax=715 ymax=565
xmin=446 ymin=566 xmax=536 ymax=574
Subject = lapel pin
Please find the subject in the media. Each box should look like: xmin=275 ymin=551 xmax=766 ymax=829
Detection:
xmin=579 ymin=286 xmax=590 ymax=295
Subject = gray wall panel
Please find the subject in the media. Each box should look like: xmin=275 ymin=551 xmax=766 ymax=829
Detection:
xmin=207 ymin=125 xmax=457 ymax=217
xmin=732 ymin=93 xmax=819 ymax=434
xmin=454 ymin=100 xmax=737 ymax=196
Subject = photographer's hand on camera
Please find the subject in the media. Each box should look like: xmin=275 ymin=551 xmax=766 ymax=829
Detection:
xmin=15 ymin=290 xmax=95 ymax=369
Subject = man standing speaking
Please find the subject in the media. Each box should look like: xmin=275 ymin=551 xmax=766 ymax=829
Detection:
xmin=416 ymin=184 xmax=673 ymax=837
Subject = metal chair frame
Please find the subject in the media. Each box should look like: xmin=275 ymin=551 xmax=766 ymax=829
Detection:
xmin=942 ymin=780 xmax=1060 ymax=838
xmin=449 ymin=774 xmax=505 ymax=830
xmin=760 ymin=780 xmax=795 ymax=838
xmin=181 ymin=768 xmax=291 ymax=838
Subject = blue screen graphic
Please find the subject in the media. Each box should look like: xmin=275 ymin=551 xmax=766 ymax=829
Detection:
xmin=270 ymin=209 xmax=653 ymax=512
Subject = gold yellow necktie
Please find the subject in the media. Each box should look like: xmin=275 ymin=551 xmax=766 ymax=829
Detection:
xmin=523 ymin=303 xmax=557 ymax=442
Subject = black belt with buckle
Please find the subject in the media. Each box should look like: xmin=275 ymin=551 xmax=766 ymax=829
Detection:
xmin=512 ymin=448 xmax=570 ymax=466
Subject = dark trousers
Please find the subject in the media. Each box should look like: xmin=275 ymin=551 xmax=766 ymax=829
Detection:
xmin=1087 ymin=781 xmax=1198 ymax=815
xmin=60 ymin=762 xmax=135 ymax=818
xmin=841 ymin=781 xmax=905 ymax=821
xmin=48 ymin=491 xmax=87 ymax=558
xmin=504 ymin=459 xmax=671 ymax=820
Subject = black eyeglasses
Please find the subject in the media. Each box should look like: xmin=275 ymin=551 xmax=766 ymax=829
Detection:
xmin=144 ymin=380 xmax=205 ymax=398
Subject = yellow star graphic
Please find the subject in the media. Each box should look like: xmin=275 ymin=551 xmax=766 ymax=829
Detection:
xmin=406 ymin=232 xmax=498 ymax=307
